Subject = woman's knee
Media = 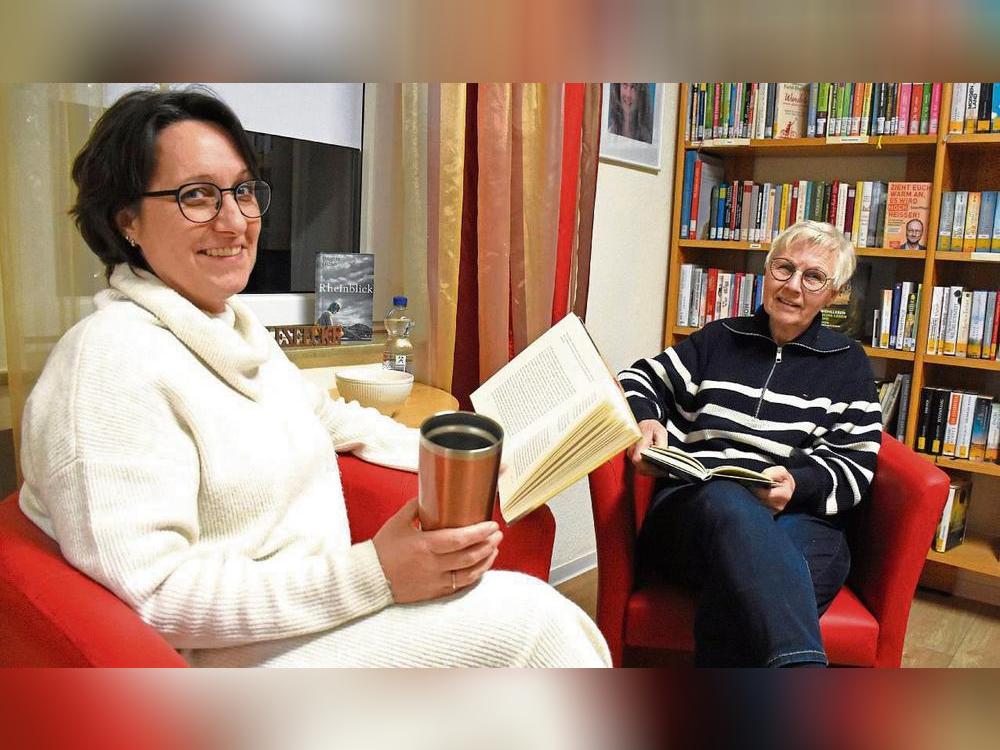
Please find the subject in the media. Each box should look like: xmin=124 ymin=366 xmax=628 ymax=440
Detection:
xmin=694 ymin=481 xmax=771 ymax=530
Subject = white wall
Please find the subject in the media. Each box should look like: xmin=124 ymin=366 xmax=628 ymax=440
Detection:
xmin=546 ymin=84 xmax=678 ymax=582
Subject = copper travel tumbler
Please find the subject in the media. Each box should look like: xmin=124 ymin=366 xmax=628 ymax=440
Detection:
xmin=418 ymin=411 xmax=504 ymax=530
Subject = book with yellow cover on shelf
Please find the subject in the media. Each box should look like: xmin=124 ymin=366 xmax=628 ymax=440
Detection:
xmin=470 ymin=313 xmax=641 ymax=523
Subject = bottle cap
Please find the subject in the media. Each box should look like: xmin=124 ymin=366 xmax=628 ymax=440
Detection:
xmin=392 ymin=295 xmax=408 ymax=306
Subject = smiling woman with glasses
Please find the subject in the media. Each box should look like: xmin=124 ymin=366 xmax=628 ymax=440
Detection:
xmin=16 ymin=87 xmax=610 ymax=669
xmin=617 ymin=219 xmax=881 ymax=667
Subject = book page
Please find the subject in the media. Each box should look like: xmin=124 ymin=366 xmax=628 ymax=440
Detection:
xmin=470 ymin=313 xmax=640 ymax=521
xmin=471 ymin=314 xmax=608 ymax=439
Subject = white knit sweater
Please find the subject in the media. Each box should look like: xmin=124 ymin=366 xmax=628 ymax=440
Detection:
xmin=19 ymin=265 xmax=420 ymax=649
xmin=19 ymin=266 xmax=611 ymax=667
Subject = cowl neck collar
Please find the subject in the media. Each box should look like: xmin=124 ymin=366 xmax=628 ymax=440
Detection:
xmin=99 ymin=264 xmax=272 ymax=400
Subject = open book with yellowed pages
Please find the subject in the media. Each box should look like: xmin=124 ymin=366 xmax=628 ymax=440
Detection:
xmin=641 ymin=445 xmax=776 ymax=487
xmin=470 ymin=313 xmax=641 ymax=523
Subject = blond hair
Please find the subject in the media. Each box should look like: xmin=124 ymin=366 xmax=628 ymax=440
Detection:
xmin=766 ymin=220 xmax=856 ymax=290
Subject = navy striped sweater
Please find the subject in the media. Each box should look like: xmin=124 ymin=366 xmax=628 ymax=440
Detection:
xmin=619 ymin=308 xmax=882 ymax=518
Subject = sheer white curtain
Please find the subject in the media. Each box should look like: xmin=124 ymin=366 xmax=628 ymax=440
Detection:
xmin=0 ymin=84 xmax=107 ymax=479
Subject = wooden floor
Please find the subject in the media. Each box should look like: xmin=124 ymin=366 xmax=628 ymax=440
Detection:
xmin=556 ymin=568 xmax=1000 ymax=667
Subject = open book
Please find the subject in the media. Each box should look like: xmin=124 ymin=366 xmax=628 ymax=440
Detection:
xmin=641 ymin=445 xmax=776 ymax=487
xmin=470 ymin=313 xmax=641 ymax=523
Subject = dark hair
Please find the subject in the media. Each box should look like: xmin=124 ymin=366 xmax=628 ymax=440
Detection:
xmin=70 ymin=86 xmax=259 ymax=278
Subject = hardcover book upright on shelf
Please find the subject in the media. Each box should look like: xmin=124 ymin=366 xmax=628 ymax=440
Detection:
xmin=314 ymin=252 xmax=375 ymax=341
xmin=883 ymin=182 xmax=932 ymax=249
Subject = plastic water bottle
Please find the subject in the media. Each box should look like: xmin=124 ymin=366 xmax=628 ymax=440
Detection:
xmin=383 ymin=295 xmax=414 ymax=374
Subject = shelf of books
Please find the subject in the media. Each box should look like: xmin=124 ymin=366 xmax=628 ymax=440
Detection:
xmin=669 ymin=82 xmax=1000 ymax=593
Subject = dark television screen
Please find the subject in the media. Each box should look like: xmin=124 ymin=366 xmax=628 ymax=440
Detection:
xmin=242 ymin=130 xmax=362 ymax=293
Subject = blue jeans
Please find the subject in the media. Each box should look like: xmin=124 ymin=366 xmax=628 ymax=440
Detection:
xmin=637 ymin=479 xmax=851 ymax=667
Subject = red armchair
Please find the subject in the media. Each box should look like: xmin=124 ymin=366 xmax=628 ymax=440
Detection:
xmin=588 ymin=434 xmax=949 ymax=667
xmin=0 ymin=455 xmax=555 ymax=667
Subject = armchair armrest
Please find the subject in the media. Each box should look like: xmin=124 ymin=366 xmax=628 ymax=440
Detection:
xmin=337 ymin=455 xmax=555 ymax=581
xmin=848 ymin=435 xmax=950 ymax=667
xmin=588 ymin=452 xmax=655 ymax=666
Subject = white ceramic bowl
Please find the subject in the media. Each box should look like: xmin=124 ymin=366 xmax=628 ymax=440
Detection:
xmin=335 ymin=366 xmax=414 ymax=415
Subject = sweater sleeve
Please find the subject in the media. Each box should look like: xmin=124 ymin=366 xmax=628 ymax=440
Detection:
xmin=18 ymin=325 xmax=397 ymax=650
xmin=617 ymin=332 xmax=704 ymax=425
xmin=302 ymin=376 xmax=419 ymax=473
xmin=35 ymin=458 xmax=394 ymax=650
xmin=786 ymin=374 xmax=883 ymax=517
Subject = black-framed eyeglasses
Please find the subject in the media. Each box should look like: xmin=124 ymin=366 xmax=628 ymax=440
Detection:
xmin=768 ymin=257 xmax=831 ymax=293
xmin=141 ymin=180 xmax=271 ymax=224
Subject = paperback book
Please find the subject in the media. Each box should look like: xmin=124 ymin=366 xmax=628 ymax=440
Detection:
xmin=314 ymin=252 xmax=375 ymax=341
xmin=640 ymin=445 xmax=776 ymax=487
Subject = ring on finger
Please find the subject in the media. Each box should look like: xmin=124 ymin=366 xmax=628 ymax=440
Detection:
xmin=451 ymin=571 xmax=456 ymax=592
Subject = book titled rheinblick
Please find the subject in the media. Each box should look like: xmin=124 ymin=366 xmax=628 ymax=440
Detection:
xmin=640 ymin=445 xmax=777 ymax=487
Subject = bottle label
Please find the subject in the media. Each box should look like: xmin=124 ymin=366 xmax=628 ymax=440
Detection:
xmin=382 ymin=353 xmax=412 ymax=374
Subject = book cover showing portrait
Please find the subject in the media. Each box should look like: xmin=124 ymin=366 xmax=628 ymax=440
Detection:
xmin=884 ymin=182 xmax=932 ymax=249
xmin=314 ymin=252 xmax=375 ymax=341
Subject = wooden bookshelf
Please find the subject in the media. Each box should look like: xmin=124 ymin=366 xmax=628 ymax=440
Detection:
xmin=669 ymin=83 xmax=1000 ymax=586
xmin=926 ymin=534 xmax=1000 ymax=577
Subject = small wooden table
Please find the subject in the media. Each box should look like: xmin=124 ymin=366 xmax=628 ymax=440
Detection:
xmin=329 ymin=382 xmax=459 ymax=428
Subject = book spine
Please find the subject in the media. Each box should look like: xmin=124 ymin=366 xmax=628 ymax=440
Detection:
xmin=942 ymin=286 xmax=963 ymax=355
xmin=915 ymin=387 xmax=935 ymax=452
xmin=930 ymin=388 xmax=950 ymax=454
xmin=991 ymin=192 xmax=1000 ymax=252
xmin=704 ymin=268 xmax=719 ymax=323
xmin=969 ymin=396 xmax=993 ymax=461
xmin=897 ymin=82 xmax=912 ymax=135
xmin=978 ymin=83 xmax=993 ymax=132
xmin=955 ymin=391 xmax=977 ymax=459
xmin=910 ymin=81 xmax=924 ymax=135
xmin=986 ymin=402 xmax=1000 ymax=461
xmin=942 ymin=391 xmax=963 ymax=456
xmin=956 ymin=290 xmax=974 ymax=357
xmin=982 ymin=291 xmax=997 ymax=359
xmin=886 ymin=82 xmax=898 ymax=134
xmin=677 ymin=264 xmax=693 ymax=327
xmin=920 ymin=82 xmax=932 ymax=134
xmin=950 ymin=82 xmax=968 ymax=133
xmin=895 ymin=374 xmax=912 ymax=442
xmin=690 ymin=267 xmax=704 ymax=327
xmin=983 ymin=292 xmax=1000 ymax=359
xmin=965 ymin=83 xmax=980 ymax=134
xmin=844 ymin=184 xmax=857 ymax=240
xmin=688 ymin=157 xmax=704 ymax=237
xmin=951 ymin=191 xmax=970 ymax=250
xmin=880 ymin=289 xmax=893 ymax=348
xmin=815 ymin=82 xmax=829 ymax=136
xmin=892 ymin=281 xmax=909 ymax=349
xmin=993 ymin=81 xmax=1000 ymax=132
xmin=977 ymin=191 xmax=998 ymax=251
xmin=927 ymin=285 xmax=944 ymax=355
xmin=929 ymin=82 xmax=942 ymax=134
xmin=708 ymin=184 xmax=720 ymax=240
xmin=934 ymin=485 xmax=956 ymax=552
xmin=938 ymin=191 xmax=956 ymax=251
xmin=968 ymin=290 xmax=988 ymax=358
xmin=963 ymin=191 xmax=981 ymax=252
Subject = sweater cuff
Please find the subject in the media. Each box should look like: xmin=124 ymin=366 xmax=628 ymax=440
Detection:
xmin=627 ymin=396 xmax=661 ymax=424
xmin=787 ymin=464 xmax=829 ymax=513
xmin=332 ymin=540 xmax=396 ymax=617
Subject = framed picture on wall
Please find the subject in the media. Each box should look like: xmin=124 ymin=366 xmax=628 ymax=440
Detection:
xmin=599 ymin=83 xmax=664 ymax=171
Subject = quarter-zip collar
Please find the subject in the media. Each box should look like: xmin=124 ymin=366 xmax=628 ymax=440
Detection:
xmin=723 ymin=307 xmax=850 ymax=354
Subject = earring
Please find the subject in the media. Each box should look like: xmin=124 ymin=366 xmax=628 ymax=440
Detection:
xmin=125 ymin=235 xmax=137 ymax=247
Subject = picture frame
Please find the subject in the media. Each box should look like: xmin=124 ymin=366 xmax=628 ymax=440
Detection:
xmin=599 ymin=83 xmax=664 ymax=171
